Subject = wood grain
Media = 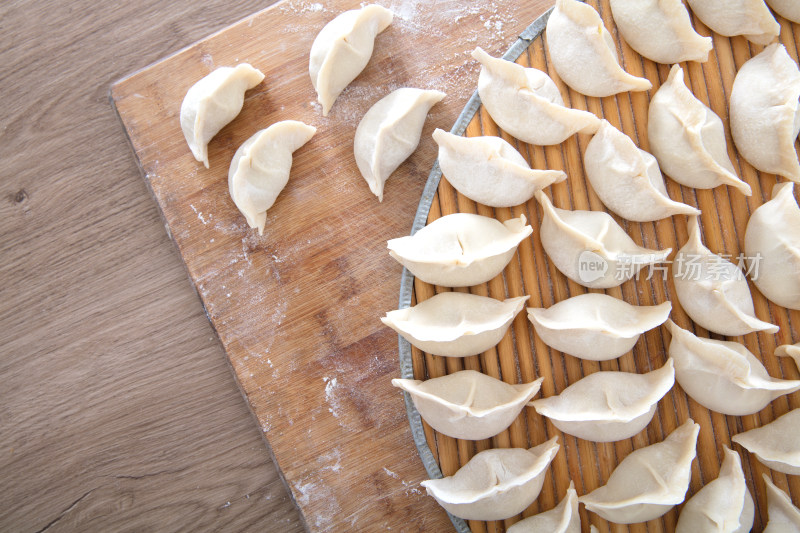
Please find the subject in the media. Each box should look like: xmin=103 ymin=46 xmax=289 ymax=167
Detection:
xmin=0 ymin=0 xmax=304 ymax=531
xmin=415 ymin=2 xmax=800 ymax=531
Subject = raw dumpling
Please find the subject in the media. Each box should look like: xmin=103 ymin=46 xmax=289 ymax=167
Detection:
xmin=763 ymin=474 xmax=800 ymax=532
xmin=648 ymin=65 xmax=751 ymax=195
xmin=730 ymin=44 xmax=800 ymax=182
xmin=744 ymin=182 xmax=800 ymax=310
xmin=433 ymin=129 xmax=567 ymax=207
xmin=387 ymin=213 xmax=533 ymax=287
xmin=420 ymin=438 xmax=559 ymax=521
xmin=309 ymin=4 xmax=393 ymax=116
xmin=686 ymin=0 xmax=779 ymax=45
xmin=527 ymin=293 xmax=672 ymax=361
xmin=732 ymin=408 xmax=800 ymax=475
xmin=180 ymin=64 xmax=264 ymax=168
xmin=471 ymin=47 xmax=601 ymax=145
xmin=767 ymin=0 xmax=800 ymax=22
xmin=391 ymin=370 xmax=543 ymax=440
xmin=228 ymin=120 xmax=316 ymax=235
xmin=675 ymin=446 xmax=755 ymax=533
xmin=536 ymin=191 xmax=671 ymax=289
xmin=545 ymin=0 xmax=652 ymax=97
xmin=584 ymin=120 xmax=701 ymax=221
xmin=776 ymin=342 xmax=800 ymax=372
xmin=381 ymin=292 xmax=528 ymax=357
xmin=529 ymin=359 xmax=675 ymax=442
xmin=609 ymin=0 xmax=712 ymax=64
xmin=354 ymin=88 xmax=444 ymax=202
xmin=673 ymin=215 xmax=778 ymax=336
xmin=666 ymin=320 xmax=800 ymax=416
xmin=506 ymin=481 xmax=579 ymax=533
xmin=579 ymin=420 xmax=699 ymax=524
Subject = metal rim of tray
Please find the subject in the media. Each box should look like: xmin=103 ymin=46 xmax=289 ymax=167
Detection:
xmin=395 ymin=9 xmax=553 ymax=533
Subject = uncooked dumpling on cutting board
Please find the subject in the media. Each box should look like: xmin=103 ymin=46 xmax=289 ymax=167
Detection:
xmin=733 ymin=408 xmax=800 ymax=475
xmin=529 ymin=359 xmax=675 ymax=442
xmin=673 ymin=216 xmax=778 ymax=336
xmin=775 ymin=342 xmax=800 ymax=372
xmin=608 ymin=0 xmax=712 ymax=64
xmin=354 ymin=88 xmax=444 ymax=202
xmin=391 ymin=370 xmax=543 ymax=440
xmin=685 ymin=0 xmax=779 ymax=45
xmin=527 ymin=293 xmax=671 ymax=361
xmin=228 ymin=120 xmax=316 ymax=235
xmin=767 ymin=0 xmax=800 ymax=22
xmin=506 ymin=481 xmax=580 ymax=533
xmin=545 ymin=0 xmax=651 ymax=97
xmin=309 ymin=4 xmax=393 ymax=116
xmin=471 ymin=47 xmax=600 ymax=145
xmin=420 ymin=438 xmax=559 ymax=521
xmin=387 ymin=213 xmax=532 ymax=287
xmin=433 ymin=129 xmax=566 ymax=207
xmin=584 ymin=119 xmax=701 ymax=221
xmin=648 ymin=65 xmax=751 ymax=195
xmin=579 ymin=420 xmax=699 ymax=524
xmin=763 ymin=474 xmax=800 ymax=532
xmin=730 ymin=44 xmax=800 ymax=183
xmin=180 ymin=63 xmax=264 ymax=168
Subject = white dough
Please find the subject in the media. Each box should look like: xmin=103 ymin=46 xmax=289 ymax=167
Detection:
xmin=471 ymin=47 xmax=601 ymax=145
xmin=530 ymin=359 xmax=675 ymax=442
xmin=767 ymin=0 xmax=800 ymax=22
xmin=433 ymin=129 xmax=566 ymax=208
xmin=354 ymin=88 xmax=444 ymax=202
xmin=733 ymin=408 xmax=800 ymax=475
xmin=763 ymin=474 xmax=800 ymax=532
xmin=387 ymin=213 xmax=532 ymax=287
xmin=609 ymin=0 xmax=712 ymax=64
xmin=421 ymin=438 xmax=559 ymax=521
xmin=730 ymin=44 xmax=800 ymax=182
xmin=585 ymin=120 xmax=701 ymax=221
xmin=686 ymin=0 xmax=780 ymax=45
xmin=392 ymin=370 xmax=543 ymax=440
xmin=506 ymin=481 xmax=580 ymax=533
xmin=228 ymin=120 xmax=316 ymax=235
xmin=309 ymin=4 xmax=393 ymax=116
xmin=579 ymin=420 xmax=699 ymax=524
xmin=775 ymin=342 xmax=800 ymax=372
xmin=648 ymin=65 xmax=751 ymax=195
xmin=180 ymin=64 xmax=264 ymax=168
xmin=545 ymin=0 xmax=652 ymax=97
xmin=527 ymin=293 xmax=671 ymax=361
xmin=673 ymin=215 xmax=778 ymax=336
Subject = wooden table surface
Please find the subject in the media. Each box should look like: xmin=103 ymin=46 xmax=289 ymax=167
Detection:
xmin=0 ymin=0 xmax=305 ymax=530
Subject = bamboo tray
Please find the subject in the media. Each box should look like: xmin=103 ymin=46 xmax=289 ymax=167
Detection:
xmin=397 ymin=2 xmax=800 ymax=531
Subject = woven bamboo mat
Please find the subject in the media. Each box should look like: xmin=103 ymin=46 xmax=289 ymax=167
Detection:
xmin=406 ymin=1 xmax=800 ymax=531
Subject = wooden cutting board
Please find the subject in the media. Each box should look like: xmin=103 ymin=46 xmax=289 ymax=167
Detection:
xmin=110 ymin=0 xmax=550 ymax=530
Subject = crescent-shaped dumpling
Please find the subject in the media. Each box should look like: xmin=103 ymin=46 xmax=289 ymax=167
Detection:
xmin=308 ymin=4 xmax=393 ymax=116
xmin=433 ymin=129 xmax=567 ymax=207
xmin=732 ymin=408 xmax=800 ymax=475
xmin=767 ymin=0 xmax=800 ymax=22
xmin=381 ymin=292 xmax=529 ymax=357
xmin=228 ymin=120 xmax=316 ymax=235
xmin=471 ymin=47 xmax=601 ymax=145
xmin=535 ymin=191 xmax=671 ymax=289
xmin=506 ymin=481 xmax=580 ymax=533
xmin=666 ymin=320 xmax=800 ymax=416
xmin=579 ymin=420 xmax=699 ymax=524
xmin=527 ymin=293 xmax=672 ymax=361
xmin=585 ymin=120 xmax=701 ymax=221
xmin=391 ymin=370 xmax=543 ymax=440
xmin=420 ymin=437 xmax=560 ymax=521
xmin=776 ymin=342 xmax=800 ymax=372
xmin=730 ymin=44 xmax=800 ymax=182
xmin=354 ymin=88 xmax=444 ymax=202
xmin=529 ymin=359 xmax=675 ymax=442
xmin=180 ymin=64 xmax=264 ymax=168
xmin=609 ymin=0 xmax=712 ymax=64
xmin=673 ymin=216 xmax=778 ymax=336
xmin=763 ymin=474 xmax=800 ymax=532
xmin=675 ymin=446 xmax=755 ymax=533
xmin=744 ymin=182 xmax=800 ymax=310
xmin=686 ymin=0 xmax=779 ymax=45
xmin=648 ymin=65 xmax=751 ymax=195
xmin=387 ymin=213 xmax=533 ymax=287
xmin=545 ymin=0 xmax=652 ymax=97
